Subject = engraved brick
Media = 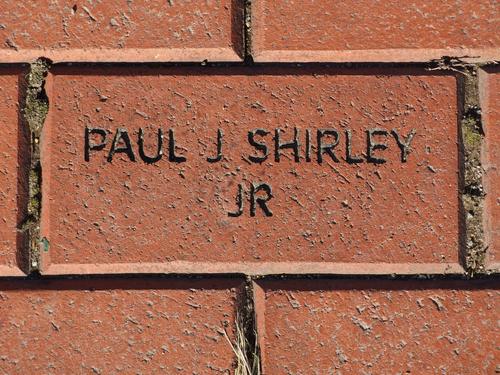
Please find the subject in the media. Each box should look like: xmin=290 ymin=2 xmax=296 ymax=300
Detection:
xmin=0 ymin=68 xmax=27 ymax=275
xmin=0 ymin=279 xmax=240 ymax=373
xmin=41 ymin=67 xmax=461 ymax=275
xmin=252 ymin=0 xmax=500 ymax=62
xmin=255 ymin=279 xmax=499 ymax=374
xmin=0 ymin=0 xmax=243 ymax=62
xmin=482 ymin=67 xmax=500 ymax=271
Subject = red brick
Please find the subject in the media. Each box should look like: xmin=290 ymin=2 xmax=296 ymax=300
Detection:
xmin=0 ymin=0 xmax=243 ymax=62
xmin=0 ymin=278 xmax=241 ymax=373
xmin=41 ymin=67 xmax=461 ymax=275
xmin=252 ymin=0 xmax=500 ymax=62
xmin=482 ymin=67 xmax=500 ymax=271
xmin=255 ymin=279 xmax=499 ymax=374
xmin=0 ymin=68 xmax=27 ymax=276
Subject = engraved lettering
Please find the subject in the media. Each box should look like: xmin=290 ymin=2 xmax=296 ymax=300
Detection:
xmin=250 ymin=183 xmax=273 ymax=217
xmin=207 ymin=128 xmax=223 ymax=163
xmin=227 ymin=183 xmax=244 ymax=217
xmin=108 ymin=128 xmax=135 ymax=162
xmin=168 ymin=129 xmax=187 ymax=163
xmin=391 ymin=128 xmax=416 ymax=162
xmin=84 ymin=126 xmax=107 ymax=162
xmin=274 ymin=127 xmax=300 ymax=162
xmin=138 ymin=128 xmax=163 ymax=164
xmin=366 ymin=128 xmax=388 ymax=164
xmin=345 ymin=129 xmax=364 ymax=164
xmin=305 ymin=129 xmax=312 ymax=162
xmin=248 ymin=128 xmax=270 ymax=163
xmin=317 ymin=129 xmax=340 ymax=163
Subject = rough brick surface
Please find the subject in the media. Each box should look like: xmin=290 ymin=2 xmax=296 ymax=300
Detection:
xmin=0 ymin=1 xmax=497 ymax=372
xmin=0 ymin=68 xmax=27 ymax=275
xmin=41 ymin=67 xmax=460 ymax=274
xmin=256 ymin=280 xmax=499 ymax=374
xmin=483 ymin=67 xmax=500 ymax=270
xmin=0 ymin=0 xmax=243 ymax=62
xmin=0 ymin=279 xmax=241 ymax=373
xmin=252 ymin=0 xmax=500 ymax=62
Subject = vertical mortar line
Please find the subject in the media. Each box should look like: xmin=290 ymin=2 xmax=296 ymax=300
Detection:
xmin=458 ymin=64 xmax=486 ymax=276
xmin=243 ymin=0 xmax=254 ymax=64
xmin=22 ymin=58 xmax=51 ymax=274
xmin=251 ymin=279 xmax=265 ymax=375
xmin=235 ymin=276 xmax=261 ymax=374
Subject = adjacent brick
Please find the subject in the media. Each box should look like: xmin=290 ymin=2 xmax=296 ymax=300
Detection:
xmin=252 ymin=0 xmax=500 ymax=62
xmin=41 ymin=67 xmax=460 ymax=274
xmin=0 ymin=278 xmax=241 ymax=373
xmin=482 ymin=67 xmax=500 ymax=271
xmin=0 ymin=0 xmax=243 ymax=62
xmin=0 ymin=68 xmax=27 ymax=276
xmin=256 ymin=280 xmax=499 ymax=374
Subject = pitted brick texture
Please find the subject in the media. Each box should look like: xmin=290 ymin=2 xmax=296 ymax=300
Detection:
xmin=483 ymin=68 xmax=500 ymax=270
xmin=0 ymin=69 xmax=27 ymax=275
xmin=0 ymin=1 xmax=497 ymax=373
xmin=257 ymin=280 xmax=499 ymax=374
xmin=253 ymin=0 xmax=500 ymax=55
xmin=0 ymin=0 xmax=243 ymax=61
xmin=41 ymin=67 xmax=459 ymax=271
xmin=0 ymin=279 xmax=241 ymax=374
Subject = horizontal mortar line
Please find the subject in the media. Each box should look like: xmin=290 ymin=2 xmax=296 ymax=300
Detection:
xmin=41 ymin=262 xmax=465 ymax=276
xmin=0 ymin=265 xmax=27 ymax=277
xmin=253 ymin=47 xmax=500 ymax=63
xmin=0 ymin=47 xmax=242 ymax=63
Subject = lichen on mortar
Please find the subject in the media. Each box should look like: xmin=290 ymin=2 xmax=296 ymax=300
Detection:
xmin=22 ymin=58 xmax=50 ymax=272
xmin=459 ymin=66 xmax=486 ymax=275
xmin=429 ymin=57 xmax=487 ymax=275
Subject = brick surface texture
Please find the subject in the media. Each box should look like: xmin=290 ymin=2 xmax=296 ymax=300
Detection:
xmin=0 ymin=279 xmax=240 ymax=374
xmin=252 ymin=0 xmax=500 ymax=61
xmin=483 ymin=67 xmax=500 ymax=271
xmin=0 ymin=0 xmax=243 ymax=62
xmin=0 ymin=0 xmax=498 ymax=373
xmin=0 ymin=68 xmax=27 ymax=276
xmin=256 ymin=280 xmax=499 ymax=374
xmin=42 ymin=67 xmax=458 ymax=272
